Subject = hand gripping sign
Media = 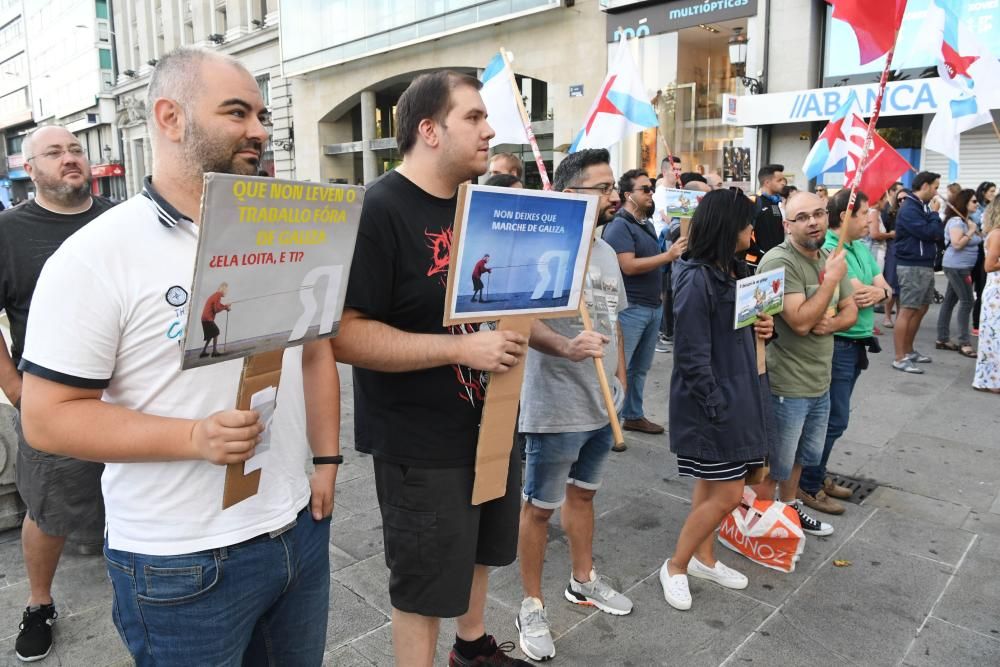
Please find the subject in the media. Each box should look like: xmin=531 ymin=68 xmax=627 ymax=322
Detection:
xmin=182 ymin=173 xmax=363 ymax=508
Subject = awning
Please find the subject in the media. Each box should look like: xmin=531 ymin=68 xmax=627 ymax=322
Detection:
xmin=91 ymin=163 xmax=125 ymax=178
xmin=722 ymin=77 xmax=970 ymax=127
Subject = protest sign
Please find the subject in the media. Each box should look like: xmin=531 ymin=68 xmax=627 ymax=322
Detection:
xmin=445 ymin=184 xmax=599 ymax=504
xmin=444 ymin=185 xmax=598 ymax=325
xmin=734 ymin=267 xmax=785 ymax=329
xmin=662 ymin=188 xmax=707 ymax=218
xmin=182 ymin=174 xmax=363 ymax=370
xmin=182 ymin=173 xmax=363 ymax=508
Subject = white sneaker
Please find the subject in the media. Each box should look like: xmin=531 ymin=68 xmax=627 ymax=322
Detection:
xmin=659 ymin=560 xmax=691 ymax=611
xmin=688 ymin=557 xmax=749 ymax=590
xmin=515 ymin=597 xmax=555 ymax=662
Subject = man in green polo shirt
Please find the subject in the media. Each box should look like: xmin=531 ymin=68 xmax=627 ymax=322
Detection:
xmin=798 ymin=189 xmax=893 ymax=515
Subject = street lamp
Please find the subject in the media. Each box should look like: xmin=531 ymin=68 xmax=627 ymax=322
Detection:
xmin=728 ymin=27 xmax=763 ymax=95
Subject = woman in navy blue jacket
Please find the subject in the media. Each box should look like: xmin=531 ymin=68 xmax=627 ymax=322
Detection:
xmin=659 ymin=189 xmax=774 ymax=611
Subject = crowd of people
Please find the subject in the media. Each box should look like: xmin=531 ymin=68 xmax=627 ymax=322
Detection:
xmin=0 ymin=48 xmax=997 ymax=667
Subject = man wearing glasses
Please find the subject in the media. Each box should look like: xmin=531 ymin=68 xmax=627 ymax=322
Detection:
xmin=603 ymin=170 xmax=687 ymax=437
xmin=752 ymin=191 xmax=857 ymax=538
xmin=0 ymin=126 xmax=114 ymax=662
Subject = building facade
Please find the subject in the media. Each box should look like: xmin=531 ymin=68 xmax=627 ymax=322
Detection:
xmin=0 ymin=0 xmax=126 ymax=204
xmin=109 ymin=0 xmax=287 ymax=198
xmin=726 ymin=0 xmax=1000 ymax=191
xmin=0 ymin=0 xmax=32 ymax=204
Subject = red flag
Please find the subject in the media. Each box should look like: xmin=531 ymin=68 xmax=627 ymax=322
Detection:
xmin=844 ymin=116 xmax=912 ymax=201
xmin=827 ymin=0 xmax=907 ymax=65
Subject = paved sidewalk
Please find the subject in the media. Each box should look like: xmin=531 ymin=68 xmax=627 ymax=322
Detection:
xmin=0 ymin=292 xmax=998 ymax=666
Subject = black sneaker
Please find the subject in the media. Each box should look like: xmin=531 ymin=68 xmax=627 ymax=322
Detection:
xmin=791 ymin=500 xmax=834 ymax=536
xmin=15 ymin=603 xmax=57 ymax=662
xmin=448 ymin=635 xmax=531 ymax=666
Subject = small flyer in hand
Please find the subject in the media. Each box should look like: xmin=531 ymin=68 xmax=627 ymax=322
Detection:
xmin=734 ymin=267 xmax=785 ymax=329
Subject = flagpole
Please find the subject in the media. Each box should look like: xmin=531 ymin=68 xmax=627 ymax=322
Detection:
xmin=838 ymin=31 xmax=899 ymax=255
xmin=499 ymin=48 xmax=551 ymax=190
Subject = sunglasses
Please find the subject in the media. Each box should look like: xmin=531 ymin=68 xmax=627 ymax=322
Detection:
xmin=631 ymin=185 xmax=654 ymax=194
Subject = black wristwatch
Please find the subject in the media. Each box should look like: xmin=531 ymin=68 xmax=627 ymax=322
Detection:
xmin=313 ymin=455 xmax=343 ymax=465
xmin=883 ymin=287 xmax=890 ymax=301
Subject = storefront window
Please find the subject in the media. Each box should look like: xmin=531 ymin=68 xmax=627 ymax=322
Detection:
xmin=627 ymin=19 xmax=747 ymax=183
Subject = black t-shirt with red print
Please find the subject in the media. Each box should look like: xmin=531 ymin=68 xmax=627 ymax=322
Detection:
xmin=345 ymin=170 xmax=488 ymax=467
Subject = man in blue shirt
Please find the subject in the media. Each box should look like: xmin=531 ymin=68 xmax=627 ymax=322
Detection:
xmin=603 ymin=169 xmax=686 ymax=435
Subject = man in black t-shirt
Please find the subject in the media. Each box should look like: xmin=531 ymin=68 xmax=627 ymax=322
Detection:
xmin=0 ymin=126 xmax=113 ymax=662
xmin=744 ymin=163 xmax=788 ymax=271
xmin=334 ymin=72 xmax=530 ymax=667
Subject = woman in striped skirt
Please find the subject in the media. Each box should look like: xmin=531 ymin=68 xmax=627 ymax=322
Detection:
xmin=659 ymin=189 xmax=774 ymax=611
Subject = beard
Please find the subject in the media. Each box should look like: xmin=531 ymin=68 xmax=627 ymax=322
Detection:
xmin=799 ymin=236 xmax=824 ymax=251
xmin=33 ymin=168 xmax=91 ymax=207
xmin=183 ymin=118 xmax=262 ymax=177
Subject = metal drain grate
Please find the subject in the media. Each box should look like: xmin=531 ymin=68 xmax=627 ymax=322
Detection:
xmin=827 ymin=473 xmax=878 ymax=504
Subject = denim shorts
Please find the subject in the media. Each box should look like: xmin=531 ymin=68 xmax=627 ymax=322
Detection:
xmin=769 ymin=393 xmax=831 ymax=481
xmin=522 ymin=425 xmax=613 ymax=509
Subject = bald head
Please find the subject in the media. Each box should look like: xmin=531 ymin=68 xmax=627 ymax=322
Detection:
xmin=784 ymin=191 xmax=823 ymax=221
xmin=23 ymin=126 xmax=80 ymax=162
xmin=146 ymin=47 xmax=247 ymax=119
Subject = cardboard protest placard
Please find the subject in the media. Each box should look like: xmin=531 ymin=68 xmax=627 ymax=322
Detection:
xmin=662 ymin=187 xmax=707 ymax=218
xmin=181 ymin=173 xmax=363 ymax=508
xmin=445 ymin=184 xmax=599 ymax=504
xmin=734 ymin=267 xmax=785 ymax=329
xmin=444 ymin=185 xmax=599 ymax=324
xmin=735 ymin=267 xmax=784 ymax=376
xmin=182 ymin=174 xmax=363 ymax=369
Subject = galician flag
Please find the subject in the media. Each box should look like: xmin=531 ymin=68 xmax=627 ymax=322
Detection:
xmin=802 ymin=93 xmax=861 ymax=179
xmin=569 ymin=38 xmax=658 ymax=152
xmin=480 ymin=52 xmax=529 ymax=147
xmin=924 ymin=0 xmax=1000 ymax=163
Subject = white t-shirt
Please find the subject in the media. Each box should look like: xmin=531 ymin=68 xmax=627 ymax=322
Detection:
xmin=20 ymin=188 xmax=311 ymax=555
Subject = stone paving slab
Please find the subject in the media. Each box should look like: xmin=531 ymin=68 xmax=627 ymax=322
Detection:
xmin=733 ymin=537 xmax=953 ymax=667
xmin=557 ymin=571 xmax=773 ymax=667
xmin=860 ymin=432 xmax=1000 ymax=511
xmin=901 ymin=617 xmax=1000 ymax=667
xmin=863 ymin=486 xmax=972 ymax=529
xmin=931 ymin=534 xmax=1000 ymax=638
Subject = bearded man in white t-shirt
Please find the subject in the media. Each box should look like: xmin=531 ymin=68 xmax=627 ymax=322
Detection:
xmin=18 ymin=47 xmax=341 ymax=666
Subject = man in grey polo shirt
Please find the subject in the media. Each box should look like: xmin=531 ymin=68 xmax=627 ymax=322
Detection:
xmin=516 ymin=149 xmax=633 ymax=662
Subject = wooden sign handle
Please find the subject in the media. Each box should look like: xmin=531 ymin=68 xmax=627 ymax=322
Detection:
xmin=756 ymin=335 xmax=766 ymax=376
xmin=471 ymin=317 xmax=534 ymax=506
xmin=579 ymin=305 xmax=626 ymax=448
xmin=222 ymin=350 xmax=284 ymax=509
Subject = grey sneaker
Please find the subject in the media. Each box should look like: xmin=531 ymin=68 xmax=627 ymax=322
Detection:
xmin=655 ymin=339 xmax=671 ymax=353
xmin=515 ymin=597 xmax=555 ymax=662
xmin=906 ymin=350 xmax=932 ymax=363
xmin=564 ymin=569 xmax=633 ymax=616
xmin=892 ymin=359 xmax=924 ymax=374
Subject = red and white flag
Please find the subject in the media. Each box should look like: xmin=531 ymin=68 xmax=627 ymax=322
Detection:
xmin=843 ymin=114 xmax=912 ymax=201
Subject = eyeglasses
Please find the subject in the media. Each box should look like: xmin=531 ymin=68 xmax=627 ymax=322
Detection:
xmin=787 ymin=209 xmax=829 ymax=224
xmin=573 ymin=183 xmax=617 ymax=195
xmin=631 ymin=185 xmax=653 ymax=194
xmin=26 ymin=146 xmax=86 ymax=161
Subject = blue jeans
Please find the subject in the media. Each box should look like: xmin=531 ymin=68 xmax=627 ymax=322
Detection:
xmin=522 ymin=425 xmax=613 ymax=509
xmin=618 ymin=304 xmax=661 ymax=420
xmin=769 ymin=392 xmax=831 ymax=481
xmin=800 ymin=339 xmax=863 ymax=494
xmin=104 ymin=507 xmax=331 ymax=666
